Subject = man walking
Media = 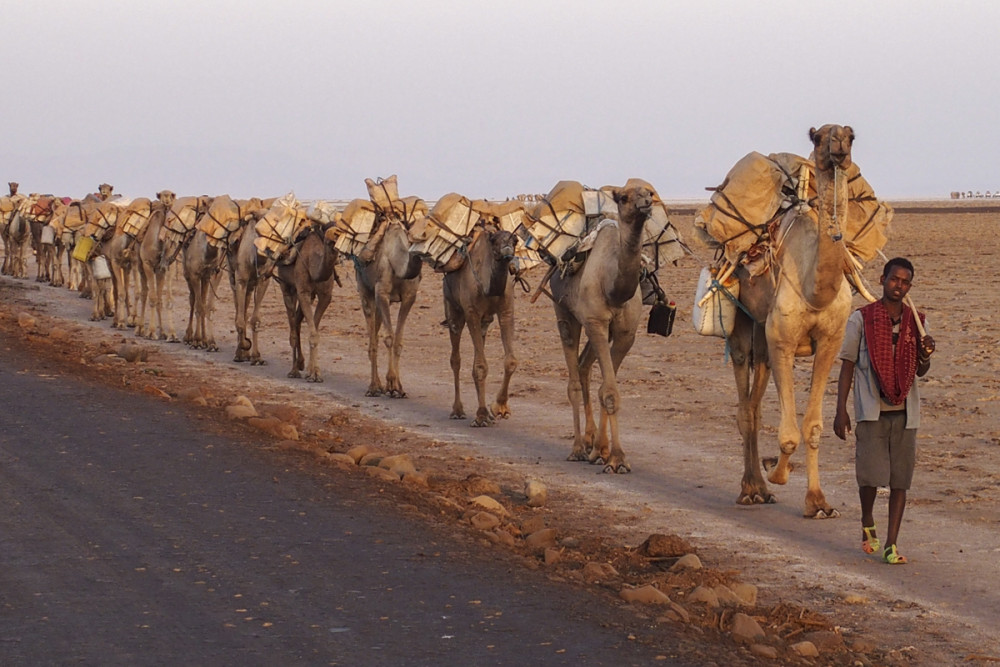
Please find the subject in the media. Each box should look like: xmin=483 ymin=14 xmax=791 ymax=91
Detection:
xmin=834 ymin=257 xmax=935 ymax=564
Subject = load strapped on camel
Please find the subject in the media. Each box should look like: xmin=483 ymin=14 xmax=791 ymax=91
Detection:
xmin=253 ymin=192 xmax=310 ymax=259
xmin=333 ymin=175 xmax=428 ymax=260
xmin=408 ymin=194 xmax=543 ymax=274
xmin=691 ymin=151 xmax=893 ymax=337
xmin=521 ymin=179 xmax=684 ymax=273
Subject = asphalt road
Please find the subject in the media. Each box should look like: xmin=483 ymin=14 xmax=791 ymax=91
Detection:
xmin=0 ymin=334 xmax=699 ymax=666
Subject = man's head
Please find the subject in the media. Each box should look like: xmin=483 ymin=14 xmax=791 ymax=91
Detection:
xmin=8 ymin=182 xmax=18 ymax=195
xmin=879 ymin=257 xmax=914 ymax=304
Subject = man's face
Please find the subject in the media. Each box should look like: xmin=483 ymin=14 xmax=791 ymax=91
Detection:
xmin=880 ymin=265 xmax=913 ymax=304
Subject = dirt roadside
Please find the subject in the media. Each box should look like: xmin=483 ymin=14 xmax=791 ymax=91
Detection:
xmin=2 ymin=200 xmax=998 ymax=665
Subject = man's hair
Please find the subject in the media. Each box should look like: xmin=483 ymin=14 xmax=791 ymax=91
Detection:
xmin=882 ymin=257 xmax=914 ymax=278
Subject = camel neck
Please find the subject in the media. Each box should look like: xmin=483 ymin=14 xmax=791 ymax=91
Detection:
xmin=806 ymin=165 xmax=849 ymax=307
xmin=609 ymin=216 xmax=647 ymax=303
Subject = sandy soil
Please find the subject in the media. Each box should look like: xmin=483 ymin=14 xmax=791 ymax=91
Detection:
xmin=2 ymin=200 xmax=998 ymax=665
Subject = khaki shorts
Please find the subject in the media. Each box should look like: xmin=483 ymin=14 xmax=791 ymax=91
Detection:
xmin=855 ymin=411 xmax=916 ymax=490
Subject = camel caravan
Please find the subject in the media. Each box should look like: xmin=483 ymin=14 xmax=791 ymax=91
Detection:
xmin=1 ymin=123 xmax=901 ymax=514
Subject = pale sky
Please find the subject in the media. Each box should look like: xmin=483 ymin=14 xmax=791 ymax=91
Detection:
xmin=6 ymin=1 xmax=997 ymax=202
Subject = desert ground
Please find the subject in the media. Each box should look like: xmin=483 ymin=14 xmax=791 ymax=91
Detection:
xmin=2 ymin=199 xmax=998 ymax=665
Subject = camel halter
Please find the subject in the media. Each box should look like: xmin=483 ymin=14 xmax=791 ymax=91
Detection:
xmin=830 ymin=166 xmax=844 ymax=242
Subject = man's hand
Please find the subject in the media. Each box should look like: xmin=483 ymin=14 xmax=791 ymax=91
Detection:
xmin=833 ymin=409 xmax=852 ymax=441
xmin=919 ymin=335 xmax=936 ymax=360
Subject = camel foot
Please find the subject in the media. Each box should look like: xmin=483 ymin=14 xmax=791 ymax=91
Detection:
xmin=737 ymin=492 xmax=777 ymax=506
xmin=600 ymin=460 xmax=631 ymax=474
xmin=470 ymin=416 xmax=494 ymax=427
xmin=806 ymin=507 xmax=840 ymax=519
xmin=307 ymin=375 xmax=323 ymax=383
xmin=288 ymin=370 xmax=302 ymax=379
xmin=491 ymin=403 xmax=511 ymax=420
xmin=449 ymin=410 xmax=466 ymax=420
xmin=251 ymin=359 xmax=266 ymax=366
xmin=387 ymin=389 xmax=407 ymax=399
xmin=206 ymin=343 xmax=218 ymax=352
xmin=365 ymin=388 xmax=384 ymax=397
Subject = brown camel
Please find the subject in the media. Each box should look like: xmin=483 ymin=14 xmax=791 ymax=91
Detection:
xmin=275 ymin=222 xmax=340 ymax=381
xmin=729 ymin=124 xmax=856 ymax=518
xmin=550 ymin=184 xmax=655 ymax=473
xmin=355 ymin=216 xmax=422 ymax=397
xmin=81 ymin=200 xmax=122 ymax=322
xmin=442 ymin=220 xmax=519 ymax=426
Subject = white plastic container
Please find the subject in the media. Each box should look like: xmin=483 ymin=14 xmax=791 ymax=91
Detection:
xmin=91 ymin=255 xmax=112 ymax=280
xmin=692 ymin=266 xmax=739 ymax=337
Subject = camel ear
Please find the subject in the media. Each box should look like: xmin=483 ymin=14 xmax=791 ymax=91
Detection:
xmin=845 ymin=126 xmax=855 ymax=142
xmin=809 ymin=127 xmax=819 ymax=144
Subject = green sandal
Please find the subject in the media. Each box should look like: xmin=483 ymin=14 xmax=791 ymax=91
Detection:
xmin=883 ymin=544 xmax=908 ymax=564
xmin=862 ymin=525 xmax=880 ymax=554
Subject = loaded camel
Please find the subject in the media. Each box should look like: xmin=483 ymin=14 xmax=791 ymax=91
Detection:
xmin=275 ymin=222 xmax=340 ymax=381
xmin=355 ymin=213 xmax=423 ymax=397
xmin=228 ymin=213 xmax=275 ymax=364
xmin=136 ymin=190 xmax=180 ymax=341
xmin=442 ymin=219 xmax=519 ymax=426
xmin=729 ymin=124 xmax=856 ymax=518
xmin=549 ymin=184 xmax=654 ymax=474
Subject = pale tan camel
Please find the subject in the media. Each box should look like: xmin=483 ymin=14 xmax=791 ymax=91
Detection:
xmin=228 ymin=214 xmax=276 ymax=365
xmin=136 ymin=191 xmax=179 ymax=341
xmin=275 ymin=222 xmax=340 ymax=381
xmin=550 ymin=184 xmax=654 ymax=473
xmin=729 ymin=124 xmax=855 ymax=518
xmin=355 ymin=216 xmax=423 ymax=397
xmin=442 ymin=221 xmax=519 ymax=426
xmin=81 ymin=200 xmax=121 ymax=322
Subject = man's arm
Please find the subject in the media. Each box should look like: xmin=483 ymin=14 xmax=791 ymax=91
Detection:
xmin=833 ymin=360 xmax=855 ymax=440
xmin=917 ymin=334 xmax=935 ymax=377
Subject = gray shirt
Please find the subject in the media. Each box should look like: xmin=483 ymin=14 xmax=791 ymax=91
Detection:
xmin=838 ymin=309 xmax=923 ymax=429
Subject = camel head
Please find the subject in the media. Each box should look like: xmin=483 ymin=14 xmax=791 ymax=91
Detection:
xmin=483 ymin=221 xmax=518 ymax=263
xmin=156 ymin=190 xmax=177 ymax=208
xmin=98 ymin=183 xmax=114 ymax=201
xmin=810 ymin=124 xmax=854 ymax=171
xmin=611 ymin=185 xmax=655 ymax=226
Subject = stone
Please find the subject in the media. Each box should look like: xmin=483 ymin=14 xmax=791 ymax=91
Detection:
xmin=470 ymin=511 xmax=501 ymax=531
xmin=730 ymin=612 xmax=765 ymax=643
xmin=791 ymin=641 xmax=819 ymax=657
xmin=225 ymin=404 xmax=257 ymax=420
xmin=176 ymin=386 xmax=206 ymax=401
xmin=470 ymin=495 xmax=507 ymax=515
xmin=543 ymin=547 xmax=563 ymax=565
xmin=520 ymin=515 xmax=547 ymax=535
xmin=669 ymin=553 xmax=702 ymax=571
xmin=666 ymin=601 xmax=690 ymax=623
xmin=117 ymin=343 xmax=148 ymax=363
xmin=324 ymin=452 xmax=356 ymax=467
xmin=359 ymin=452 xmax=384 ymax=467
xmin=749 ymin=644 xmax=778 ymax=660
xmin=48 ymin=327 xmax=71 ymax=342
xmin=494 ymin=529 xmax=517 ymax=547
xmin=262 ymin=403 xmax=301 ymax=425
xmin=248 ymin=417 xmax=298 ymax=440
xmin=463 ymin=474 xmax=501 ymax=496
xmin=524 ymin=528 xmax=558 ymax=550
xmin=401 ymin=471 xmax=429 ymax=487
xmin=850 ymin=637 xmax=877 ymax=654
xmin=524 ymin=480 xmax=548 ymax=507
xmin=345 ymin=445 xmax=371 ymax=463
xmin=141 ymin=385 xmax=171 ymax=399
xmin=714 ymin=585 xmax=743 ymax=606
xmin=641 ymin=533 xmax=693 ymax=557
xmin=841 ymin=591 xmax=869 ymax=605
xmin=379 ymin=454 xmax=417 ymax=477
xmin=232 ymin=395 xmax=255 ymax=409
xmin=620 ymin=584 xmax=670 ymax=605
xmin=581 ymin=562 xmax=619 ymax=582
xmin=687 ymin=586 xmax=719 ymax=608
xmin=732 ymin=582 xmax=758 ymax=607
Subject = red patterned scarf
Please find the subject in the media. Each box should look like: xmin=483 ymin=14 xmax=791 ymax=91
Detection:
xmin=861 ymin=300 xmax=923 ymax=405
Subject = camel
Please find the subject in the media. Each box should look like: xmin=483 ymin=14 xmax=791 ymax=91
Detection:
xmin=227 ymin=215 xmax=276 ymax=364
xmin=729 ymin=124 xmax=856 ymax=518
xmin=1 ymin=200 xmax=31 ymax=279
xmin=549 ymin=184 xmax=655 ymax=473
xmin=442 ymin=220 xmax=519 ymax=426
xmin=355 ymin=215 xmax=422 ymax=397
xmin=183 ymin=196 xmax=264 ymax=351
xmin=136 ymin=191 xmax=179 ymax=341
xmin=275 ymin=222 xmax=340 ymax=381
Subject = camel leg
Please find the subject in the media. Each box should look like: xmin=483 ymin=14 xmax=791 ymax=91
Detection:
xmin=589 ymin=314 xmax=637 ymax=474
xmin=799 ymin=334 xmax=845 ymax=519
xmin=280 ymin=281 xmax=304 ymax=378
xmin=465 ymin=314 xmax=493 ymax=426
xmin=577 ymin=341 xmax=600 ymax=460
xmin=135 ymin=263 xmax=150 ymax=337
xmin=385 ymin=289 xmax=415 ymax=398
xmin=555 ymin=309 xmax=587 ymax=461
xmin=249 ymin=279 xmax=270 ymax=365
xmin=305 ymin=288 xmax=331 ymax=382
xmin=361 ymin=293 xmax=384 ymax=396
xmin=183 ymin=273 xmax=197 ymax=346
xmin=233 ymin=279 xmax=252 ymax=362
xmin=446 ymin=300 xmax=466 ymax=420
xmin=766 ymin=339 xmax=801 ymax=487
xmin=491 ymin=298 xmax=517 ymax=421
xmin=204 ymin=270 xmax=222 ymax=352
xmin=732 ymin=318 xmax=776 ymax=504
